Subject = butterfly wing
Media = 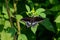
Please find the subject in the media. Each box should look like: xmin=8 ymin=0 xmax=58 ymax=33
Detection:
xmin=31 ymin=22 xmax=38 ymax=27
xmin=33 ymin=17 xmax=44 ymax=22
xmin=21 ymin=17 xmax=32 ymax=27
xmin=21 ymin=17 xmax=31 ymax=21
xmin=31 ymin=17 xmax=44 ymax=27
xmin=21 ymin=17 xmax=44 ymax=27
xmin=26 ymin=21 xmax=31 ymax=28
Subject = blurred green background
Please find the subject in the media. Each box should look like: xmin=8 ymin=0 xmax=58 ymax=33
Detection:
xmin=0 ymin=0 xmax=60 ymax=40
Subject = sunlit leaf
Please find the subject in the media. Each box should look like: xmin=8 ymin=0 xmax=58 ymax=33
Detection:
xmin=39 ymin=13 xmax=46 ymax=18
xmin=18 ymin=34 xmax=28 ymax=40
xmin=25 ymin=5 xmax=30 ymax=12
xmin=0 ymin=17 xmax=5 ymax=25
xmin=1 ymin=30 xmax=13 ymax=40
xmin=35 ymin=8 xmax=45 ymax=14
xmin=55 ymin=15 xmax=60 ymax=23
xmin=26 ymin=12 xmax=33 ymax=17
xmin=35 ymin=8 xmax=46 ymax=18
xmin=4 ymin=21 xmax=11 ymax=29
xmin=2 ymin=4 xmax=13 ymax=19
xmin=16 ymin=15 xmax=23 ymax=21
xmin=2 ymin=5 xmax=7 ymax=14
xmin=2 ymin=5 xmax=9 ymax=19
xmin=4 ymin=14 xmax=9 ymax=19
xmin=31 ymin=25 xmax=38 ymax=34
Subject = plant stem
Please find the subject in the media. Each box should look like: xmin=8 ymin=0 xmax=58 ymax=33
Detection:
xmin=5 ymin=0 xmax=13 ymax=26
xmin=13 ymin=0 xmax=20 ymax=40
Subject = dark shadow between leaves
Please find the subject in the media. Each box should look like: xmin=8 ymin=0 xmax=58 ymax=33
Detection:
xmin=0 ymin=24 xmax=4 ymax=32
xmin=36 ymin=23 xmax=55 ymax=40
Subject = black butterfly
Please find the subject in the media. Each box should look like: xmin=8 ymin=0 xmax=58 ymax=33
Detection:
xmin=21 ymin=17 xmax=44 ymax=28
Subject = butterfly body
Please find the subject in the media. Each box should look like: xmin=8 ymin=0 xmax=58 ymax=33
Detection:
xmin=21 ymin=17 xmax=44 ymax=28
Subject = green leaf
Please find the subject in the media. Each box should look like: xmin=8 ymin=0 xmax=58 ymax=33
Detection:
xmin=20 ymin=21 xmax=25 ymax=25
xmin=35 ymin=8 xmax=45 ymax=14
xmin=54 ymin=38 xmax=56 ymax=40
xmin=56 ymin=23 xmax=60 ymax=31
xmin=2 ymin=5 xmax=9 ymax=19
xmin=0 ymin=17 xmax=5 ymax=25
xmin=39 ymin=13 xmax=46 ymax=18
xmin=10 ymin=8 xmax=14 ymax=13
xmin=31 ymin=25 xmax=38 ymax=34
xmin=25 ymin=5 xmax=30 ymax=12
xmin=49 ymin=0 xmax=54 ymax=4
xmin=55 ymin=13 xmax=60 ymax=31
xmin=49 ymin=0 xmax=56 ymax=4
xmin=34 ymin=12 xmax=46 ymax=18
xmin=2 ymin=5 xmax=13 ymax=19
xmin=50 ymin=5 xmax=60 ymax=11
xmin=2 ymin=5 xmax=7 ymax=14
xmin=4 ymin=14 xmax=9 ymax=19
xmin=16 ymin=15 xmax=23 ymax=21
xmin=41 ymin=18 xmax=55 ymax=32
xmin=49 ymin=0 xmax=58 ymax=4
xmin=18 ymin=34 xmax=28 ymax=40
xmin=26 ymin=12 xmax=33 ymax=17
xmin=55 ymin=15 xmax=60 ymax=23
xmin=1 ymin=30 xmax=13 ymax=40
xmin=58 ymin=37 xmax=60 ymax=40
xmin=35 ymin=8 xmax=46 ymax=17
xmin=4 ymin=21 xmax=11 ymax=29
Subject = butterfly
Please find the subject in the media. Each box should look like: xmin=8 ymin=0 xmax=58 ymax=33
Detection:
xmin=21 ymin=17 xmax=44 ymax=28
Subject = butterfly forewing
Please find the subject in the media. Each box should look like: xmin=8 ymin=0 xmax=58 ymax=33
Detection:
xmin=21 ymin=17 xmax=31 ymax=21
xmin=33 ymin=17 xmax=44 ymax=22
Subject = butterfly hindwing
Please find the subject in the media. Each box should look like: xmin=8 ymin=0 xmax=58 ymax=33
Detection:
xmin=26 ymin=21 xmax=31 ymax=28
xmin=31 ymin=22 xmax=38 ymax=27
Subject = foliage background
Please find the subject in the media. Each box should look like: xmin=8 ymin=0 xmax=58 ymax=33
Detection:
xmin=0 ymin=0 xmax=60 ymax=40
